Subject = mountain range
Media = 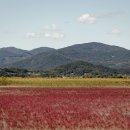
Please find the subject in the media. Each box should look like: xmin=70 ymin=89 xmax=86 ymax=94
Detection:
xmin=0 ymin=42 xmax=130 ymax=71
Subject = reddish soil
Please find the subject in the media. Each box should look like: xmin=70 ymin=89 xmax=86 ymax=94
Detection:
xmin=0 ymin=87 xmax=130 ymax=130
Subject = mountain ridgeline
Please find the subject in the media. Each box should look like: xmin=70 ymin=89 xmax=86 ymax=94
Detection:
xmin=0 ymin=47 xmax=55 ymax=67
xmin=0 ymin=42 xmax=130 ymax=76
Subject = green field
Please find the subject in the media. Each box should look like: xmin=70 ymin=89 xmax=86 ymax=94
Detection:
xmin=0 ymin=77 xmax=130 ymax=87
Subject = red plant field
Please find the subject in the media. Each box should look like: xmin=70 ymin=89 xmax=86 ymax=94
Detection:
xmin=0 ymin=87 xmax=130 ymax=130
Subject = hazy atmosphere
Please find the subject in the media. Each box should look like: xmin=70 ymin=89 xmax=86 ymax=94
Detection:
xmin=0 ymin=0 xmax=130 ymax=50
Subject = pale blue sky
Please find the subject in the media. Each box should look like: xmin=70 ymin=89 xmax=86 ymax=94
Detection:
xmin=0 ymin=0 xmax=130 ymax=50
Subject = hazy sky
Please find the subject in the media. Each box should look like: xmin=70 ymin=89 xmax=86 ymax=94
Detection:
xmin=0 ymin=0 xmax=130 ymax=50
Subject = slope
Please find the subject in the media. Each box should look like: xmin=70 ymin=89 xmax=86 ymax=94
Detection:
xmin=7 ymin=51 xmax=73 ymax=71
xmin=41 ymin=61 xmax=121 ymax=77
xmin=58 ymin=42 xmax=130 ymax=69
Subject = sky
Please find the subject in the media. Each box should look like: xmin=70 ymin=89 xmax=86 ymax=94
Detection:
xmin=0 ymin=0 xmax=130 ymax=50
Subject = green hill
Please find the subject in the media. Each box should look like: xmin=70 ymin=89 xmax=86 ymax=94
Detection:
xmin=41 ymin=61 xmax=128 ymax=78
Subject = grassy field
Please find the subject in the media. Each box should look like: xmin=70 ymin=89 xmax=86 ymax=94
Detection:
xmin=0 ymin=77 xmax=130 ymax=87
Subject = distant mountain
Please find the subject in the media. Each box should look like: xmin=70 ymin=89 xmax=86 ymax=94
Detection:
xmin=1 ymin=42 xmax=130 ymax=71
xmin=58 ymin=42 xmax=130 ymax=69
xmin=0 ymin=47 xmax=31 ymax=66
xmin=30 ymin=47 xmax=55 ymax=55
xmin=0 ymin=47 xmax=55 ymax=67
xmin=41 ymin=61 xmax=123 ymax=77
xmin=0 ymin=47 xmax=29 ymax=57
xmin=7 ymin=52 xmax=72 ymax=71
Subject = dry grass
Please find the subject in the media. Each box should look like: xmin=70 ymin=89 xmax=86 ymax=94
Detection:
xmin=0 ymin=77 xmax=130 ymax=87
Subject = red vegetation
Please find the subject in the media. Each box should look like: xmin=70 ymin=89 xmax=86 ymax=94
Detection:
xmin=0 ymin=87 xmax=130 ymax=130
